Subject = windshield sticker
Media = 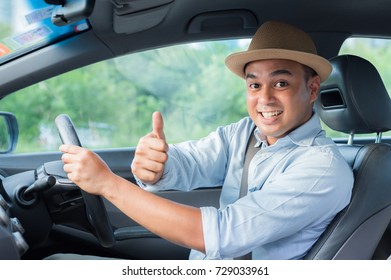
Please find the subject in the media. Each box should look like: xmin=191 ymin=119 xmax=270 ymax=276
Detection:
xmin=12 ymin=25 xmax=52 ymax=46
xmin=0 ymin=44 xmax=11 ymax=57
xmin=25 ymin=6 xmax=54 ymax=25
xmin=74 ymin=22 xmax=90 ymax=33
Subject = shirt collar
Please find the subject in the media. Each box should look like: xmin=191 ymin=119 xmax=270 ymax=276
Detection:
xmin=253 ymin=112 xmax=323 ymax=148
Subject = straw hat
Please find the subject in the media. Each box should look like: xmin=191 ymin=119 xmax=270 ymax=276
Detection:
xmin=225 ymin=21 xmax=332 ymax=82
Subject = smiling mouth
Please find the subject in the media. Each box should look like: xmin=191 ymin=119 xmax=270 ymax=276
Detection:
xmin=261 ymin=110 xmax=283 ymax=119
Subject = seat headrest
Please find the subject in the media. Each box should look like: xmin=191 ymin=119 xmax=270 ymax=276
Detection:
xmin=315 ymin=55 xmax=391 ymax=134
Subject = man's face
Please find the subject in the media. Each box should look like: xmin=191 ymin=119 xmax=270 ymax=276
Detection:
xmin=245 ymin=59 xmax=320 ymax=145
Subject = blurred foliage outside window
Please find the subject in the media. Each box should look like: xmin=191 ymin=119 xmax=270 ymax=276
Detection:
xmin=1 ymin=40 xmax=249 ymax=152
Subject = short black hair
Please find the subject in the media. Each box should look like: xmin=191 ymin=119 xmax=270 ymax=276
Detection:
xmin=302 ymin=65 xmax=317 ymax=81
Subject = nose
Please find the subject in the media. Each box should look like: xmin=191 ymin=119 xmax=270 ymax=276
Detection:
xmin=256 ymin=87 xmax=275 ymax=105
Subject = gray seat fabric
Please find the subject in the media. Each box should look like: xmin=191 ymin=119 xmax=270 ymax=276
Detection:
xmin=305 ymin=55 xmax=391 ymax=260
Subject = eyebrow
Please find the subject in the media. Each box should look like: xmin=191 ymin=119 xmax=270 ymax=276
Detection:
xmin=245 ymin=69 xmax=293 ymax=80
xmin=245 ymin=73 xmax=257 ymax=79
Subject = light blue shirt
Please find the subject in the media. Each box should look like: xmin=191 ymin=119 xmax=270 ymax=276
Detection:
xmin=135 ymin=113 xmax=354 ymax=260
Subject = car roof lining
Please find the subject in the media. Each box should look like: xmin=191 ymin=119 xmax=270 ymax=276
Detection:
xmin=89 ymin=0 xmax=390 ymax=57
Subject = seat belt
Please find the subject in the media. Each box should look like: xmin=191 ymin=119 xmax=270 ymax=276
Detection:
xmin=235 ymin=128 xmax=259 ymax=260
xmin=239 ymin=130 xmax=259 ymax=198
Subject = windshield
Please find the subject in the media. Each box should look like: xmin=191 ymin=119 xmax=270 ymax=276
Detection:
xmin=0 ymin=0 xmax=89 ymax=65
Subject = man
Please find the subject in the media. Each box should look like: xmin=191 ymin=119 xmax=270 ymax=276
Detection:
xmin=59 ymin=21 xmax=353 ymax=259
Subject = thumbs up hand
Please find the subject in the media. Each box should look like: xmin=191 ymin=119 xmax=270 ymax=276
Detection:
xmin=132 ymin=112 xmax=169 ymax=185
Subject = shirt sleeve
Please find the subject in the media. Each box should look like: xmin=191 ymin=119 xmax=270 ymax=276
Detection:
xmin=200 ymin=147 xmax=354 ymax=259
xmin=132 ymin=123 xmax=238 ymax=192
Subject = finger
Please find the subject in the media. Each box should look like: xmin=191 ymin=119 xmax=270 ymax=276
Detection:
xmin=141 ymin=135 xmax=169 ymax=153
xmin=136 ymin=145 xmax=168 ymax=163
xmin=63 ymin=162 xmax=74 ymax=173
xmin=132 ymin=167 xmax=163 ymax=185
xmin=61 ymin=152 xmax=81 ymax=164
xmin=59 ymin=144 xmax=83 ymax=154
xmin=152 ymin=111 xmax=166 ymax=140
xmin=133 ymin=154 xmax=166 ymax=172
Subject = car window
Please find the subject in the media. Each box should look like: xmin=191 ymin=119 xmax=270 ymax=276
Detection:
xmin=0 ymin=40 xmax=250 ymax=153
xmin=322 ymin=37 xmax=391 ymax=140
xmin=5 ymin=32 xmax=391 ymax=153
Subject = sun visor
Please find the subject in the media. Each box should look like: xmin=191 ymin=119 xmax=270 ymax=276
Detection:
xmin=112 ymin=0 xmax=174 ymax=34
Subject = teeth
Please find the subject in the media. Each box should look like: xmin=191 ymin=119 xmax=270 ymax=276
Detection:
xmin=262 ymin=111 xmax=282 ymax=118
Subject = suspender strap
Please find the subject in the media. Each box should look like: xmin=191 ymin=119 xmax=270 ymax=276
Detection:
xmin=235 ymin=128 xmax=259 ymax=260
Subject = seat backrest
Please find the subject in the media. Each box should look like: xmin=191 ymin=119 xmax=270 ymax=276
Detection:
xmin=305 ymin=55 xmax=391 ymax=260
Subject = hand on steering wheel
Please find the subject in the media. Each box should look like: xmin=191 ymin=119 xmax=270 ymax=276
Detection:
xmin=55 ymin=114 xmax=115 ymax=248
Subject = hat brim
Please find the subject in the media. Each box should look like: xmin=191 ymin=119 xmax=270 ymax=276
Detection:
xmin=225 ymin=49 xmax=332 ymax=82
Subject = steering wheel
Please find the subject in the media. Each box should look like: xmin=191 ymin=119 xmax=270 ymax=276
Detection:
xmin=55 ymin=114 xmax=115 ymax=248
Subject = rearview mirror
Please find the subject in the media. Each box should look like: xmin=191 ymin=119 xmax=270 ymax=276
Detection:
xmin=46 ymin=0 xmax=96 ymax=27
xmin=0 ymin=112 xmax=18 ymax=153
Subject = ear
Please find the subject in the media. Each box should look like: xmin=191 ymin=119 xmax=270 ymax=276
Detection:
xmin=308 ymin=75 xmax=321 ymax=103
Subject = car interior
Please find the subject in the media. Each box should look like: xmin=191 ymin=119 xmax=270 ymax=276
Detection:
xmin=1 ymin=0 xmax=391 ymax=260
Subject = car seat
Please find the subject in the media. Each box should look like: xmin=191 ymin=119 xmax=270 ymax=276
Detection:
xmin=304 ymin=54 xmax=391 ymax=259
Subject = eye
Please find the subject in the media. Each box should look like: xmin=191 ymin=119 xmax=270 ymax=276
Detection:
xmin=275 ymin=81 xmax=288 ymax=88
xmin=249 ymin=83 xmax=260 ymax=89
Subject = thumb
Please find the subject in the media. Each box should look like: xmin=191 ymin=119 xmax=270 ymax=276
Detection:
xmin=152 ymin=111 xmax=166 ymax=140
